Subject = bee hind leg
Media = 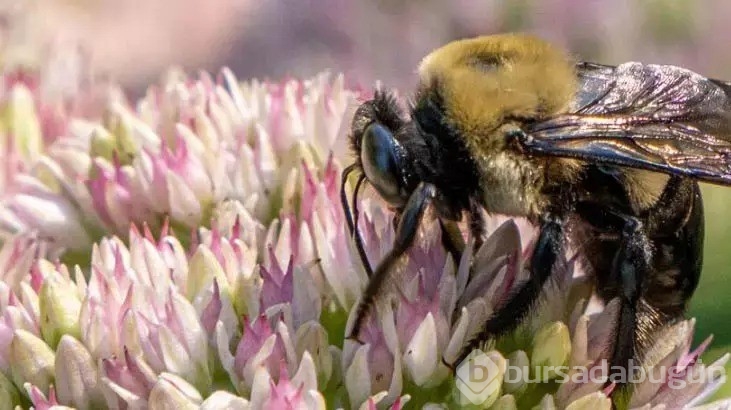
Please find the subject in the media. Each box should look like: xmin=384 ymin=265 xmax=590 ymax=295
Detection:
xmin=606 ymin=215 xmax=651 ymax=394
xmin=451 ymin=214 xmax=565 ymax=368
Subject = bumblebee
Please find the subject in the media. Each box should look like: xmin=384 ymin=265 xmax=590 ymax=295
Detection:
xmin=340 ymin=33 xmax=731 ymax=384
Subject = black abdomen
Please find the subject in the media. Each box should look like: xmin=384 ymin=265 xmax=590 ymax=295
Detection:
xmin=573 ymin=171 xmax=704 ymax=316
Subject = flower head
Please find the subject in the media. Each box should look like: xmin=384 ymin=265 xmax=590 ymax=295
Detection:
xmin=0 ymin=66 xmax=727 ymax=410
xmin=0 ymin=69 xmax=357 ymax=258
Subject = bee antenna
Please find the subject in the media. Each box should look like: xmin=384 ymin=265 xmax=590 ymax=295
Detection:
xmin=341 ymin=164 xmax=358 ymax=236
xmin=352 ymin=174 xmax=373 ymax=276
xmin=340 ymin=165 xmax=374 ymax=277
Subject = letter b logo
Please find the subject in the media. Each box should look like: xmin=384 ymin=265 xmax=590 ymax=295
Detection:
xmin=455 ymin=350 xmax=502 ymax=405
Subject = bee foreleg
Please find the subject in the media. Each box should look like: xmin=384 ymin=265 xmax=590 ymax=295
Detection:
xmin=347 ymin=182 xmax=438 ymax=341
xmin=607 ymin=215 xmax=651 ymax=389
xmin=439 ymin=219 xmax=465 ymax=263
xmin=440 ymin=201 xmax=483 ymax=280
xmin=469 ymin=198 xmax=486 ymax=250
xmin=451 ymin=214 xmax=565 ymax=368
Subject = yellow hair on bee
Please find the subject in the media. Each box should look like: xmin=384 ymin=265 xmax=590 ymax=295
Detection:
xmin=623 ymin=169 xmax=670 ymax=211
xmin=416 ymin=34 xmax=580 ymax=217
xmin=418 ymin=33 xmax=577 ymax=142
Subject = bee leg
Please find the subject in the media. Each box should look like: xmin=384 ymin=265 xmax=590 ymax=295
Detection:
xmin=469 ymin=198 xmax=486 ymax=250
xmin=348 ymin=182 xmax=437 ymax=341
xmin=607 ymin=216 xmax=650 ymax=388
xmin=440 ymin=197 xmax=490 ymax=264
xmin=440 ymin=219 xmax=465 ymax=263
xmin=452 ymin=215 xmax=565 ymax=367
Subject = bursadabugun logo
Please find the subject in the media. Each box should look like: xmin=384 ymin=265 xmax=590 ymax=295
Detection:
xmin=454 ymin=350 xmax=505 ymax=406
xmin=455 ymin=348 xmax=727 ymax=405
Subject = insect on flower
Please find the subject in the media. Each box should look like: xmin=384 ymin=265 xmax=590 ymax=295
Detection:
xmin=341 ymin=32 xmax=731 ymax=388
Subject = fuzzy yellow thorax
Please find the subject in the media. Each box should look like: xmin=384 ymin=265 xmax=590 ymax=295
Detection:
xmin=418 ymin=33 xmax=577 ymax=146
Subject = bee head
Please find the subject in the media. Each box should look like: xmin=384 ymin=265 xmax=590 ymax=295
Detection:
xmin=418 ymin=33 xmax=577 ymax=140
xmin=349 ymin=90 xmax=414 ymax=208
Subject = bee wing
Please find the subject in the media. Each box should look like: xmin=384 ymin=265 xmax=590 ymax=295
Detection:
xmin=522 ymin=62 xmax=731 ymax=185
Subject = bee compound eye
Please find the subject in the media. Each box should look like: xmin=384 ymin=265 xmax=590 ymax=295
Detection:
xmin=360 ymin=123 xmax=407 ymax=206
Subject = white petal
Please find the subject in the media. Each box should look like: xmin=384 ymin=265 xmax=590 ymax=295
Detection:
xmin=492 ymin=394 xmax=518 ymax=410
xmin=170 ymin=293 xmax=207 ymax=365
xmin=175 ymin=123 xmax=206 ymax=156
xmin=134 ymin=153 xmax=170 ymax=212
xmin=248 ymin=365 xmax=273 ymax=410
xmin=200 ymin=391 xmax=250 ymax=410
xmin=254 ymin=124 xmax=277 ymax=180
xmin=158 ymin=326 xmax=192 ymax=375
xmin=294 ymin=321 xmax=332 ymax=381
xmin=687 ymin=353 xmax=731 ymax=407
xmin=403 ymin=313 xmax=439 ymax=386
xmin=132 ymin=238 xmax=170 ymax=289
xmin=538 ymin=394 xmax=557 ymax=410
xmin=273 ymin=218 xmax=292 ymax=266
xmin=503 ymin=350 xmax=529 ymax=395
xmin=55 ymin=335 xmax=103 ymax=409
xmin=102 ymin=174 xmax=134 ymax=232
xmin=275 ymin=319 xmax=298 ymax=376
xmin=148 ymin=373 xmax=201 ymax=410
xmin=345 ymin=344 xmax=372 ymax=408
xmin=690 ymin=399 xmax=731 ymax=410
xmin=221 ymin=68 xmax=251 ymax=120
xmin=101 ymin=376 xmax=146 ymax=408
xmin=292 ymin=351 xmax=319 ymax=393
xmin=311 ymin=216 xmax=348 ymax=308
xmin=565 ymin=392 xmax=611 ymax=410
xmin=303 ymin=390 xmax=327 ymax=410
xmin=192 ymin=108 xmax=219 ymax=151
xmin=444 ymin=307 xmax=470 ymax=365
xmin=297 ymin=223 xmax=315 ymax=269
xmin=166 ymin=172 xmax=202 ymax=225
xmin=292 ymin=266 xmax=321 ymax=328
xmin=242 ymin=335 xmax=277 ymax=391
xmin=11 ymin=194 xmax=90 ymax=250
xmin=569 ymin=315 xmax=590 ymax=367
xmin=358 ymin=391 xmax=388 ymax=410
xmin=188 ymin=246 xmax=227 ymax=299
xmin=214 ymin=321 xmax=239 ymax=389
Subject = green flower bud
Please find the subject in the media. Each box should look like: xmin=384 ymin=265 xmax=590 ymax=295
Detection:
xmin=565 ymin=392 xmax=611 ymax=410
xmin=55 ymin=335 xmax=105 ymax=410
xmin=10 ymin=330 xmax=55 ymax=392
xmin=531 ymin=322 xmax=571 ymax=382
xmin=39 ymin=277 xmax=82 ymax=349
xmin=492 ymin=394 xmax=517 ymax=410
xmin=3 ymin=85 xmax=42 ymax=161
xmin=0 ymin=371 xmax=21 ymax=407
xmin=453 ymin=350 xmax=506 ymax=408
xmin=503 ymin=350 xmax=529 ymax=395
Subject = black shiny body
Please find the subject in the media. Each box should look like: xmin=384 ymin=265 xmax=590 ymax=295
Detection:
xmin=571 ymin=168 xmax=704 ymax=354
xmin=575 ymin=169 xmax=703 ymax=319
xmin=453 ymin=166 xmax=705 ymax=376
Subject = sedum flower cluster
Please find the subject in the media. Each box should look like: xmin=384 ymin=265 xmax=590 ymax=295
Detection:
xmin=0 ymin=66 xmax=727 ymax=410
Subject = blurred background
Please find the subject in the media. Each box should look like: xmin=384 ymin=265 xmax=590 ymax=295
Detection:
xmin=3 ymin=0 xmax=731 ymax=391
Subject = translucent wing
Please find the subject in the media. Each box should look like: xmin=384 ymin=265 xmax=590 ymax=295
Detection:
xmin=521 ymin=62 xmax=731 ymax=185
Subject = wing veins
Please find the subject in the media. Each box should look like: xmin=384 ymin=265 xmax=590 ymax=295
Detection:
xmin=521 ymin=62 xmax=731 ymax=185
